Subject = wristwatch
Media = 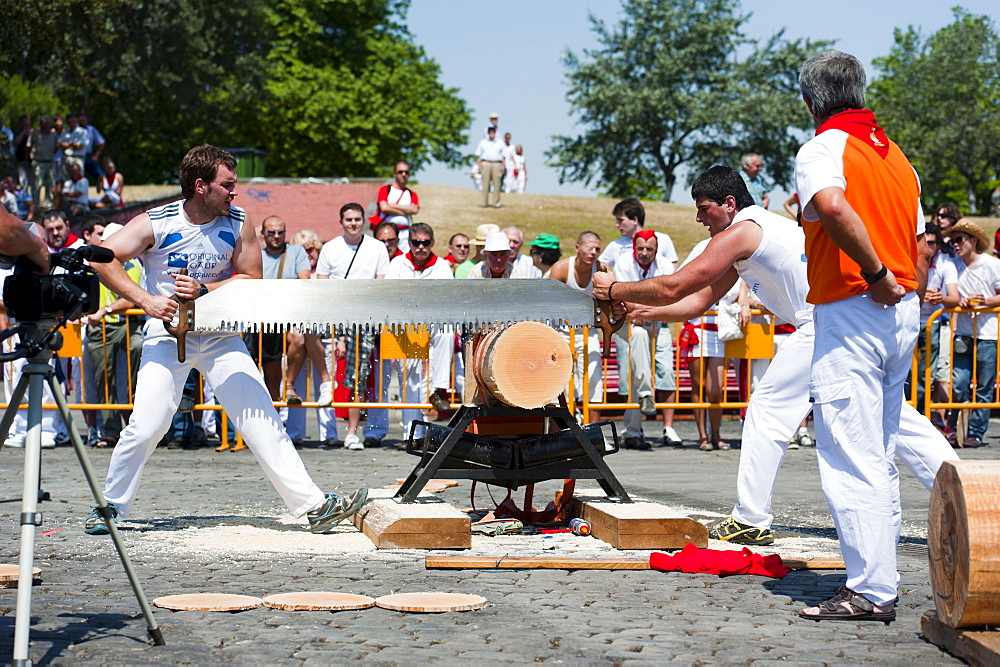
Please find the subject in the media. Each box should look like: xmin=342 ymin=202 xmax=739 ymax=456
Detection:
xmin=198 ymin=283 xmax=209 ymax=298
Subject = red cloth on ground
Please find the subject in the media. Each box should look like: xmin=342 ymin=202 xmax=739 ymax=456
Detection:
xmin=649 ymin=543 xmax=790 ymax=579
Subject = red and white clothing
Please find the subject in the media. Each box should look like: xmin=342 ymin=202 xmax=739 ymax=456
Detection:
xmin=374 ymin=184 xmax=419 ymax=252
xmin=614 ymin=245 xmax=674 ymax=436
xmin=795 ymin=108 xmax=924 ymax=606
xmin=717 ymin=207 xmax=953 ymax=542
xmin=599 ymin=232 xmax=678 ymax=269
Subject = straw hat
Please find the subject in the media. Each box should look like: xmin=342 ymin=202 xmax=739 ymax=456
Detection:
xmin=471 ymin=223 xmax=500 ymax=248
xmin=950 ymin=220 xmax=990 ymax=253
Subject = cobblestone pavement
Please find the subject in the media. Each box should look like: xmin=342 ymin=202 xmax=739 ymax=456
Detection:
xmin=2 ymin=410 xmax=997 ymax=665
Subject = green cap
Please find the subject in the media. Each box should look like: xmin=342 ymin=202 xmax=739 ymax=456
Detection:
xmin=526 ymin=233 xmax=560 ymax=250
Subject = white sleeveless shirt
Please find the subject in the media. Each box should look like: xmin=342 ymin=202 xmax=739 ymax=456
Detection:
xmin=729 ymin=205 xmax=812 ymax=327
xmin=142 ymin=200 xmax=244 ymax=337
xmin=566 ymin=256 xmax=597 ymax=296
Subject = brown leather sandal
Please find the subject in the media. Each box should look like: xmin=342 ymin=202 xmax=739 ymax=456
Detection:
xmin=799 ymin=587 xmax=895 ymax=624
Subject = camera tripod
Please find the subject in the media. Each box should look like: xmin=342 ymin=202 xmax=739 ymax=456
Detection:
xmin=1 ymin=320 xmax=163 ymax=666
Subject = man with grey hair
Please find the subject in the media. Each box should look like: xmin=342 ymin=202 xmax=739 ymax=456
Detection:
xmin=793 ymin=51 xmax=927 ymax=624
xmin=739 ymin=153 xmax=769 ymax=209
xmin=503 ymin=225 xmax=542 ymax=278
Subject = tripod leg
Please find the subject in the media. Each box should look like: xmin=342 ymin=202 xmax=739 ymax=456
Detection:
xmin=13 ymin=373 xmax=45 ymax=665
xmin=46 ymin=373 xmax=165 ymax=646
xmin=0 ymin=372 xmax=30 ymax=445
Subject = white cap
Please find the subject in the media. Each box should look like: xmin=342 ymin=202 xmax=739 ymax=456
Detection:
xmin=484 ymin=232 xmax=511 ymax=253
xmin=102 ymin=222 xmax=125 ymax=240
xmin=488 ymin=112 xmax=499 ymax=119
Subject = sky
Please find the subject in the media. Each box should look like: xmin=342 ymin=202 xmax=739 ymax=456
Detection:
xmin=406 ymin=0 xmax=999 ymax=206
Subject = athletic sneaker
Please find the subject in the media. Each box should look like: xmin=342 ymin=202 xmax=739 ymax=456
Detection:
xmin=41 ymin=434 xmax=56 ymax=449
xmin=4 ymin=434 xmax=25 ymax=449
xmin=317 ymin=381 xmax=334 ymax=407
xmin=662 ymin=426 xmax=683 ymax=447
xmin=344 ymin=434 xmax=364 ymax=451
xmin=84 ymin=503 xmax=119 ymax=536
xmin=639 ymin=395 xmax=657 ymax=417
xmin=307 ymin=489 xmax=368 ymax=533
xmin=708 ymin=516 xmax=774 ymax=546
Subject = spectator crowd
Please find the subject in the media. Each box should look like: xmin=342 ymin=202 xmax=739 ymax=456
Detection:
xmin=2 ymin=124 xmax=996 ymax=459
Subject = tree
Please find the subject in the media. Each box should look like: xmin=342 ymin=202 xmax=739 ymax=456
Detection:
xmin=260 ymin=0 xmax=471 ymax=177
xmin=546 ymin=0 xmax=829 ymax=202
xmin=869 ymin=9 xmax=1000 ymax=214
xmin=0 ymin=0 xmax=469 ymax=183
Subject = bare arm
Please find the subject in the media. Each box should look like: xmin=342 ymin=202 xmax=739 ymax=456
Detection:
xmin=378 ymin=196 xmax=419 ymax=216
xmin=296 ymin=269 xmax=311 ymax=280
xmin=809 ymin=187 xmax=904 ymax=306
xmin=592 ymin=221 xmax=760 ymax=305
xmin=630 ymin=275 xmax=740 ymax=323
xmin=94 ymin=213 xmax=177 ymax=321
xmin=0 ymin=209 xmax=49 ymax=272
xmin=914 ymin=234 xmax=930 ymax=301
xmin=547 ymin=257 xmax=570 ymax=283
xmin=783 ymin=194 xmax=798 ymax=217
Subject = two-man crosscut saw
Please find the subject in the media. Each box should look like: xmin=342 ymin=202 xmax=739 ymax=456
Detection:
xmin=166 ymin=278 xmax=624 ymax=362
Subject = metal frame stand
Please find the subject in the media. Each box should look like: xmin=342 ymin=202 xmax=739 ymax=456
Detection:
xmin=1 ymin=324 xmax=163 ymax=666
xmin=395 ymin=404 xmax=632 ymax=504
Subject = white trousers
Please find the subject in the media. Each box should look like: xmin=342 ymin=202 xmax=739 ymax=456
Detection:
xmin=103 ymin=333 xmax=325 ymax=519
xmin=615 ymin=324 xmax=656 ymax=437
xmin=810 ymin=292 xmax=920 ymax=605
xmin=732 ymin=319 xmax=957 ymax=532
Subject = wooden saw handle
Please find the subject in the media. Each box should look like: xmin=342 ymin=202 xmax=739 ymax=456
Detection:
xmin=593 ymin=266 xmax=625 ymax=359
xmin=164 ymin=268 xmax=195 ymax=362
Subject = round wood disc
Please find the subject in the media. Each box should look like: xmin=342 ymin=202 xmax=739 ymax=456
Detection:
xmin=0 ymin=565 xmax=41 ymax=582
xmin=374 ymin=592 xmax=487 ymax=613
xmin=476 ymin=322 xmax=571 ymax=409
xmin=152 ymin=593 xmax=263 ymax=611
xmin=263 ymin=592 xmax=376 ymax=611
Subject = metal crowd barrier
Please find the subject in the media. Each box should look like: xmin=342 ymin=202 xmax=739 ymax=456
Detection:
xmin=4 ymin=306 xmax=996 ymax=441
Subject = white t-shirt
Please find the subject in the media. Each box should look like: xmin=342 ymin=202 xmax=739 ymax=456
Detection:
xmin=921 ymin=253 xmax=959 ymax=323
xmin=511 ymin=253 xmax=542 ymax=278
xmin=954 ymin=253 xmax=1000 ymax=340
xmin=599 ymin=232 xmax=678 ymax=268
xmin=316 ymin=235 xmax=389 ymax=279
xmin=61 ymin=176 xmax=90 ymax=209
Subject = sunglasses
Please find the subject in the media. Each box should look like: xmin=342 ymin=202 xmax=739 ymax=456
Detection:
xmin=951 ymin=235 xmax=973 ymax=246
xmin=452 ymin=244 xmax=470 ymax=249
xmin=937 ymin=213 xmax=951 ymax=219
xmin=264 ymin=230 xmax=285 ymax=236
xmin=410 ymin=238 xmax=432 ymax=247
xmin=395 ymin=170 xmax=410 ymax=175
xmin=379 ymin=237 xmax=398 ymax=244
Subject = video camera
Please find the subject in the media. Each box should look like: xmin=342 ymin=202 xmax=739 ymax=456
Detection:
xmin=2 ymin=245 xmax=115 ymax=322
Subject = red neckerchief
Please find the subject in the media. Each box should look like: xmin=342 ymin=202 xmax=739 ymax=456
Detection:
xmin=391 ymin=249 xmax=403 ymax=259
xmin=51 ymin=232 xmax=81 ymax=250
xmin=443 ymin=253 xmax=457 ymax=263
xmin=816 ymin=109 xmax=889 ymax=159
xmin=632 ymin=229 xmax=658 ymax=272
xmin=406 ymin=250 xmax=437 ymax=271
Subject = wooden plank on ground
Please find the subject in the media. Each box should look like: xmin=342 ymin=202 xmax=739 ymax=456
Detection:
xmin=352 ymin=495 xmax=470 ymax=549
xmin=425 ymin=555 xmax=844 ymax=571
xmin=921 ymin=610 xmax=1000 ymax=666
xmin=571 ymin=494 xmax=707 ymax=549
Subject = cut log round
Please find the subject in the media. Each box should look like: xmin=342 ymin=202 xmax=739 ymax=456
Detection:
xmin=262 ymin=592 xmax=375 ymax=611
xmin=928 ymin=460 xmax=1000 ymax=628
xmin=152 ymin=593 xmax=263 ymax=611
xmin=374 ymin=592 xmax=487 ymax=613
xmin=0 ymin=564 xmax=41 ymax=586
xmin=472 ymin=322 xmax=571 ymax=409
